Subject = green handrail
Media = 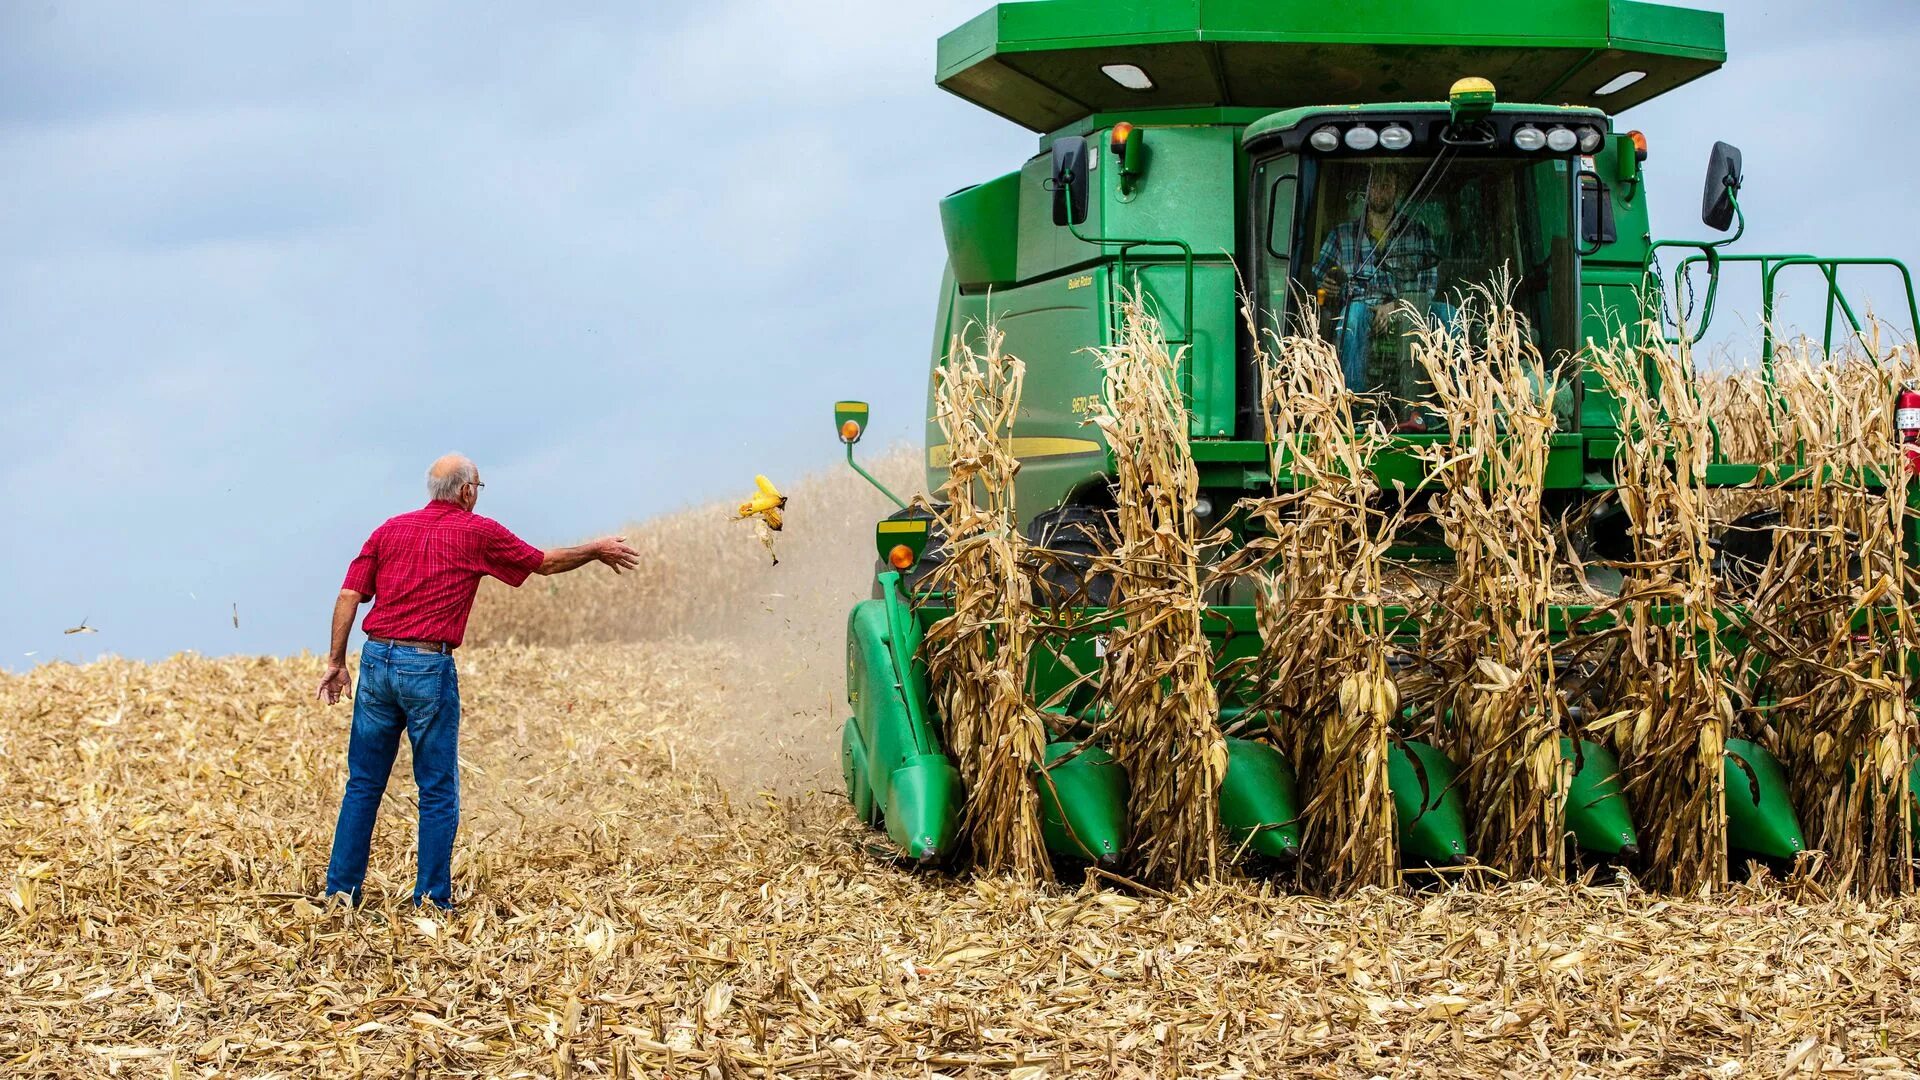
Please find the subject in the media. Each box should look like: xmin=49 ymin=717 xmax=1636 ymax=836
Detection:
xmin=1761 ymin=256 xmax=1920 ymax=366
xmin=1671 ymin=252 xmax=1812 ymax=341
xmin=1640 ymin=194 xmax=1746 ymax=345
xmin=1068 ymin=223 xmax=1197 ymax=399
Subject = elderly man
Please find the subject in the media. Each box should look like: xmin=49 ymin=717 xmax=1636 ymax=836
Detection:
xmin=315 ymin=453 xmax=639 ymax=910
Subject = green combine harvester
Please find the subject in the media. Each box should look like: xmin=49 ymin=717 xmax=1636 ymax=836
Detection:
xmin=832 ymin=0 xmax=1920 ymax=871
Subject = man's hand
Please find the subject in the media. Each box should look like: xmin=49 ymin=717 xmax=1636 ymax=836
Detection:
xmin=538 ymin=537 xmax=642 ymax=576
xmin=316 ymin=661 xmax=352 ymax=705
xmin=1372 ymin=300 xmax=1398 ymax=333
xmin=592 ymin=536 xmax=641 ymax=574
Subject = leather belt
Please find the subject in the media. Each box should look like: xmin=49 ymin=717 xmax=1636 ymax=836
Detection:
xmin=368 ymin=636 xmax=452 ymax=654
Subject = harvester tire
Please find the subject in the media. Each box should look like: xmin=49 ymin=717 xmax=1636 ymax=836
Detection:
xmin=1027 ymin=505 xmax=1117 ymax=607
xmin=1713 ymin=507 xmax=1860 ymax=594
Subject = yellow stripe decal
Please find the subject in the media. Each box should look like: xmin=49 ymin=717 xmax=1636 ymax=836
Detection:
xmin=876 ymin=520 xmax=928 ymax=534
xmin=834 ymin=401 xmax=870 ymax=413
xmin=927 ymin=437 xmax=1103 ymax=469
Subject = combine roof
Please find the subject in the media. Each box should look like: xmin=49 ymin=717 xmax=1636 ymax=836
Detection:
xmin=938 ymin=0 xmax=1726 ymax=132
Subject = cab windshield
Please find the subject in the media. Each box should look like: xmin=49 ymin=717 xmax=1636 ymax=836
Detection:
xmin=1251 ymin=153 xmax=1578 ymax=428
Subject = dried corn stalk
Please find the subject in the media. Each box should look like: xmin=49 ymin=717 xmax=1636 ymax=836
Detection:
xmin=1089 ymin=297 xmax=1226 ymax=886
xmin=1744 ymin=330 xmax=1918 ymax=896
xmin=1408 ymin=283 xmax=1571 ymax=881
xmin=1215 ymin=296 xmax=1401 ymax=892
xmin=1591 ymin=326 xmax=1734 ymax=894
xmin=923 ymin=323 xmax=1051 ymax=877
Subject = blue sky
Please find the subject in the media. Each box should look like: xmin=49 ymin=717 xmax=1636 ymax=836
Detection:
xmin=5 ymin=1 xmax=1918 ymax=667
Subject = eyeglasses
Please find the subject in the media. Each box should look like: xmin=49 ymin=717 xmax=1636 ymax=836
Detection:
xmin=468 ymin=481 xmax=486 ymax=490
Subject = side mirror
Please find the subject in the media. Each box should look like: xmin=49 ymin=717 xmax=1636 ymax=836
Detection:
xmin=1050 ymin=136 xmax=1090 ymax=226
xmin=1702 ymin=141 xmax=1743 ymax=232
xmin=835 ymin=400 xmax=869 ymax=444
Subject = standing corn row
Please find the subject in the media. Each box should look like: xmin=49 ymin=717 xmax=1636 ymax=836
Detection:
xmin=1090 ymin=297 xmax=1227 ymax=886
xmin=923 ymin=323 xmax=1052 ymax=878
xmin=1591 ymin=328 xmax=1733 ymax=894
xmin=1216 ymin=298 xmax=1401 ymax=892
xmin=1749 ymin=335 xmax=1918 ymax=896
xmin=1410 ymin=286 xmax=1571 ymax=881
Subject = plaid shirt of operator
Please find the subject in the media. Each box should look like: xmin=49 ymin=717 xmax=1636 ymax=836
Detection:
xmin=1313 ymin=219 xmax=1440 ymax=304
xmin=342 ymin=500 xmax=545 ymax=647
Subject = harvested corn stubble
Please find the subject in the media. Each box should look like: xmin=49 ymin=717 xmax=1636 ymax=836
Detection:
xmin=923 ymin=322 xmax=1053 ymax=877
xmin=1089 ymin=296 xmax=1228 ymax=886
xmin=10 ymin=648 xmax=1920 ymax=1076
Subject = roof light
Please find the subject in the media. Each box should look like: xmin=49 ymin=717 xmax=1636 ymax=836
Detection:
xmin=1309 ymin=126 xmax=1341 ymax=152
xmin=1629 ymin=130 xmax=1649 ymax=161
xmin=1513 ymin=125 xmax=1546 ymax=152
xmin=1546 ymin=126 xmax=1579 ymax=153
xmin=1343 ymin=125 xmax=1379 ymax=151
xmin=1578 ymin=127 xmax=1605 ymax=154
xmin=1594 ymin=71 xmax=1648 ymax=96
xmin=1108 ymin=121 xmax=1135 ymax=156
xmin=1101 ymin=64 xmax=1153 ymax=91
xmin=1379 ymin=124 xmax=1413 ymax=151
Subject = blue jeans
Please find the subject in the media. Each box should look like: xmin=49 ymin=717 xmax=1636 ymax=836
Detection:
xmin=325 ymin=641 xmax=461 ymax=909
xmin=1335 ymin=299 xmax=1460 ymax=391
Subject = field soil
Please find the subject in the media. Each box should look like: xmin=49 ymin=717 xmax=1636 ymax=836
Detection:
xmin=7 ymin=451 xmax=1920 ymax=1077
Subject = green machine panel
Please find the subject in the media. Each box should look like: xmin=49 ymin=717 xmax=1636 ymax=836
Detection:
xmin=941 ymin=172 xmax=1022 ymax=291
xmin=927 ymin=272 xmax=1110 ymax=515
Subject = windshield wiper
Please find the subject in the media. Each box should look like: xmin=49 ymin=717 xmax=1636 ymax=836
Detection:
xmin=1366 ymin=146 xmax=1457 ymax=270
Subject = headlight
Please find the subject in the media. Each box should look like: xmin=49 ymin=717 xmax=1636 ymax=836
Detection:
xmin=1578 ymin=127 xmax=1605 ymax=154
xmin=1344 ymin=125 xmax=1379 ymax=151
xmin=1309 ymin=126 xmax=1341 ymax=152
xmin=1379 ymin=124 xmax=1413 ymax=151
xmin=1546 ymin=126 xmax=1578 ymax=153
xmin=1512 ymin=125 xmax=1546 ymax=152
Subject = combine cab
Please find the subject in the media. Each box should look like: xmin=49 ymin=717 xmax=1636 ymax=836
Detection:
xmin=835 ymin=1 xmax=1919 ymax=873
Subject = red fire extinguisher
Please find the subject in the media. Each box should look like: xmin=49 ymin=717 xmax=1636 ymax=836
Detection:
xmin=1898 ymin=382 xmax=1920 ymax=474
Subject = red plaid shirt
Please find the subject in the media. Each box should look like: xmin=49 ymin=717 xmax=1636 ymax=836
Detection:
xmin=342 ymin=500 xmax=545 ymax=647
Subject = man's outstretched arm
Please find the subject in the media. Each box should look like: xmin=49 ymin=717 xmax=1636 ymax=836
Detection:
xmin=537 ymin=536 xmax=640 ymax=576
xmin=315 ymin=589 xmax=366 ymax=704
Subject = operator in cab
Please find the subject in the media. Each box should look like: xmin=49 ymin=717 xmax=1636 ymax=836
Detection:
xmin=1311 ymin=166 xmax=1447 ymax=415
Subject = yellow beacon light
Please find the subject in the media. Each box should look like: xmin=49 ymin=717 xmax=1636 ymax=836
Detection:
xmin=1449 ymin=77 xmax=1496 ymax=123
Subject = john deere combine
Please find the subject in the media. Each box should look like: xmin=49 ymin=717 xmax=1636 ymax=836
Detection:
xmin=834 ymin=1 xmax=1920 ymax=872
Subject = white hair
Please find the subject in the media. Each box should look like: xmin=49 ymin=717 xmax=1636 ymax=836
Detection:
xmin=427 ymin=455 xmax=477 ymax=502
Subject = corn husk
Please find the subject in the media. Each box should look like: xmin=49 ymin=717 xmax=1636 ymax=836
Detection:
xmin=1214 ymin=295 xmax=1402 ymax=892
xmin=1589 ymin=323 xmax=1734 ymax=894
xmin=923 ymin=322 xmax=1052 ymax=877
xmin=1740 ymin=328 xmax=1920 ymax=896
xmin=1088 ymin=296 xmax=1227 ymax=886
xmin=1406 ymin=281 xmax=1571 ymax=881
